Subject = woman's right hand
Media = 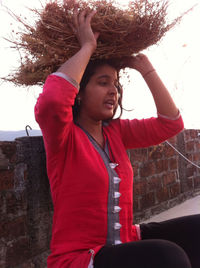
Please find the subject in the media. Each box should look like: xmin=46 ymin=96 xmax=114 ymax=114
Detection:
xmin=72 ymin=9 xmax=99 ymax=53
xmin=56 ymin=6 xmax=99 ymax=83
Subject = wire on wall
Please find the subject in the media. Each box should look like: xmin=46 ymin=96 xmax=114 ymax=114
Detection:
xmin=165 ymin=140 xmax=200 ymax=169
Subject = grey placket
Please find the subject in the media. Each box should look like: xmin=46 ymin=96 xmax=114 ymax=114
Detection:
xmin=82 ymin=130 xmax=122 ymax=245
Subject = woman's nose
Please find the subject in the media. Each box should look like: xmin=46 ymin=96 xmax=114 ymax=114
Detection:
xmin=108 ymin=84 xmax=118 ymax=95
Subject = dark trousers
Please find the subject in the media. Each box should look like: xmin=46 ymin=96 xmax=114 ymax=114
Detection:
xmin=94 ymin=214 xmax=200 ymax=268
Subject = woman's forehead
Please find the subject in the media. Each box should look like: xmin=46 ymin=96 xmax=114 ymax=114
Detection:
xmin=94 ymin=64 xmax=118 ymax=79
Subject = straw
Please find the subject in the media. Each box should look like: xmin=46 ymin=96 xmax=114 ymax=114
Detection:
xmin=3 ymin=0 xmax=192 ymax=86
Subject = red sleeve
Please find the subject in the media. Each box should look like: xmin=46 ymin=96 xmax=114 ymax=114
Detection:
xmin=118 ymin=115 xmax=184 ymax=149
xmin=34 ymin=75 xmax=78 ymax=155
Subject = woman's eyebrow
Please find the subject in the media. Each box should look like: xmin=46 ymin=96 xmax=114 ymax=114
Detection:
xmin=97 ymin=75 xmax=110 ymax=79
xmin=97 ymin=74 xmax=117 ymax=81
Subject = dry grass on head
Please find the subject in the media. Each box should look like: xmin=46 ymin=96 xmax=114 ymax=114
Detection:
xmin=3 ymin=0 xmax=191 ymax=86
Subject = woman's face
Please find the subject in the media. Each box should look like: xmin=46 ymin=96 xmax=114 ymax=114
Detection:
xmin=79 ymin=64 xmax=120 ymax=122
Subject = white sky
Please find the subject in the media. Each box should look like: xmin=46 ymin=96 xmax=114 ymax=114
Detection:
xmin=0 ymin=0 xmax=200 ymax=131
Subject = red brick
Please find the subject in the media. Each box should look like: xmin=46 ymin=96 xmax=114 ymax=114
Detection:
xmin=6 ymin=191 xmax=27 ymax=214
xmin=0 ymin=240 xmax=6 ymax=267
xmin=167 ymin=136 xmax=177 ymax=145
xmin=156 ymin=187 xmax=169 ymax=203
xmin=187 ymin=178 xmax=194 ymax=189
xmin=134 ymin=181 xmax=147 ymax=196
xmin=133 ymin=165 xmax=139 ymax=178
xmin=193 ymin=152 xmax=200 ymax=162
xmin=186 ymin=166 xmax=196 ymax=177
xmin=133 ymin=197 xmax=140 ymax=212
xmin=163 ymin=172 xmax=176 ymax=186
xmin=6 ymin=237 xmax=31 ymax=267
xmin=147 ymin=176 xmax=162 ymax=191
xmin=140 ymin=162 xmax=156 ymax=178
xmin=0 ymin=148 xmax=9 ymax=170
xmin=184 ymin=130 xmax=198 ymax=141
xmin=194 ymin=176 xmax=200 ymax=188
xmin=0 ymin=170 xmax=14 ymax=190
xmin=196 ymin=142 xmax=200 ymax=151
xmin=186 ymin=141 xmax=195 ymax=152
xmin=190 ymin=130 xmax=198 ymax=139
xmin=163 ymin=145 xmax=175 ymax=157
xmin=0 ymin=193 xmax=5 ymax=215
xmin=0 ymin=142 xmax=16 ymax=164
xmin=155 ymin=159 xmax=168 ymax=173
xmin=169 ymin=158 xmax=178 ymax=170
xmin=186 ymin=153 xmax=193 ymax=161
xmin=140 ymin=192 xmax=155 ymax=209
xmin=0 ymin=216 xmax=27 ymax=239
xmin=184 ymin=131 xmax=190 ymax=141
xmin=169 ymin=183 xmax=180 ymax=198
xmin=148 ymin=145 xmax=164 ymax=160
xmin=20 ymin=261 xmax=35 ymax=268
xmin=130 ymin=148 xmax=148 ymax=163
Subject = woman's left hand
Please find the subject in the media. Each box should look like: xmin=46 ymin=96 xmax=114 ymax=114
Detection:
xmin=122 ymin=54 xmax=155 ymax=76
xmin=124 ymin=54 xmax=179 ymax=118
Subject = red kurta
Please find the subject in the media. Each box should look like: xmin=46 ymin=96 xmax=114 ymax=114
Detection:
xmin=35 ymin=75 xmax=184 ymax=268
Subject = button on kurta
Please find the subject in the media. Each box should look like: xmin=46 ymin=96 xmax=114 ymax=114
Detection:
xmin=114 ymin=240 xmax=122 ymax=245
xmin=113 ymin=192 xmax=121 ymax=198
xmin=113 ymin=206 xmax=122 ymax=213
xmin=114 ymin=222 xmax=122 ymax=230
xmin=113 ymin=177 xmax=121 ymax=184
xmin=109 ymin=163 xmax=119 ymax=169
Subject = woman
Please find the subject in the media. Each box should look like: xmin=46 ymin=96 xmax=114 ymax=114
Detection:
xmin=35 ymin=9 xmax=200 ymax=268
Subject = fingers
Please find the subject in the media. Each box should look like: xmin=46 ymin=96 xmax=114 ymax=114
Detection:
xmin=135 ymin=53 xmax=147 ymax=61
xmin=73 ymin=8 xmax=79 ymax=29
xmin=70 ymin=7 xmax=98 ymax=50
xmin=136 ymin=53 xmax=144 ymax=57
xmin=78 ymin=9 xmax=86 ymax=25
xmin=71 ymin=8 xmax=98 ymax=38
xmin=73 ymin=9 xmax=96 ymax=28
xmin=85 ymin=10 xmax=97 ymax=24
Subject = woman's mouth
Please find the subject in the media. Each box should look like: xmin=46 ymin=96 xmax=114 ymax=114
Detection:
xmin=104 ymin=99 xmax=115 ymax=109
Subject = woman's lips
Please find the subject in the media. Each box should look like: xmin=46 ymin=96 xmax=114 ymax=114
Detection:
xmin=104 ymin=100 xmax=115 ymax=109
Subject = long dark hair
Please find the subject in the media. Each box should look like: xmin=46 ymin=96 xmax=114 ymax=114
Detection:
xmin=73 ymin=58 xmax=125 ymax=120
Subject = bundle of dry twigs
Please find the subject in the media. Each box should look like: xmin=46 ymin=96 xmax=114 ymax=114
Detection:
xmin=3 ymin=0 xmax=191 ymax=86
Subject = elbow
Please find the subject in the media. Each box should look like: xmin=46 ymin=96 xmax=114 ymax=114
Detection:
xmin=34 ymin=95 xmax=57 ymax=126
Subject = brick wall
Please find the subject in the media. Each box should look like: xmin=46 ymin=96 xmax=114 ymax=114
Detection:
xmin=131 ymin=129 xmax=200 ymax=222
xmin=0 ymin=137 xmax=52 ymax=268
xmin=0 ymin=129 xmax=200 ymax=267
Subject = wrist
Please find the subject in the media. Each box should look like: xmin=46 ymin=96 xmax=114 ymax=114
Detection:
xmin=81 ymin=43 xmax=96 ymax=55
xmin=142 ymin=69 xmax=156 ymax=79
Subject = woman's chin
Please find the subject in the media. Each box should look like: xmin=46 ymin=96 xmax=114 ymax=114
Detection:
xmin=101 ymin=112 xmax=114 ymax=121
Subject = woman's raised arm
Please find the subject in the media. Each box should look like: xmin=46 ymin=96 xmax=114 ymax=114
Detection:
xmin=124 ymin=54 xmax=179 ymax=119
xmin=57 ymin=9 xmax=99 ymax=84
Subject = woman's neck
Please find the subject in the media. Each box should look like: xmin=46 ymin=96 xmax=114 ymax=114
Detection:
xmin=76 ymin=116 xmax=104 ymax=148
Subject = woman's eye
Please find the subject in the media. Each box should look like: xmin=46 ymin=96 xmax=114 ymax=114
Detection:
xmin=99 ymin=81 xmax=108 ymax=86
xmin=98 ymin=81 xmax=121 ymax=92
